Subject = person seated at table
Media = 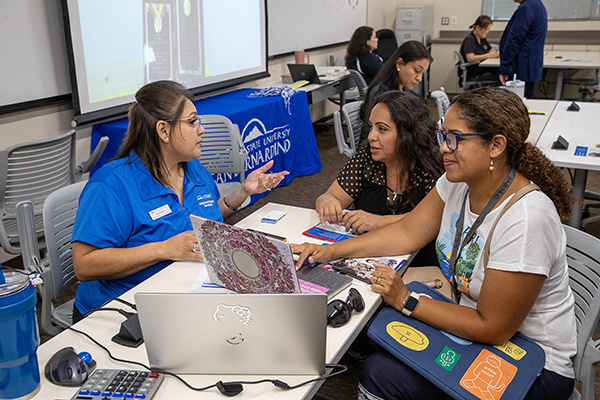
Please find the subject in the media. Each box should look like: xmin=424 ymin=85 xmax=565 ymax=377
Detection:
xmin=459 ymin=15 xmax=500 ymax=86
xmin=294 ymin=87 xmax=577 ymax=400
xmin=345 ymin=26 xmax=384 ymax=85
xmin=71 ymin=80 xmax=288 ymax=321
xmin=359 ymin=40 xmax=432 ymax=139
xmin=316 ymin=90 xmax=443 ymax=267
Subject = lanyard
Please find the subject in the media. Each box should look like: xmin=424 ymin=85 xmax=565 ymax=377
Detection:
xmin=449 ymin=169 xmax=515 ymax=302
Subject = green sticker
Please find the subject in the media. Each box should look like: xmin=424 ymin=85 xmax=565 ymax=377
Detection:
xmin=435 ymin=346 xmax=461 ymax=371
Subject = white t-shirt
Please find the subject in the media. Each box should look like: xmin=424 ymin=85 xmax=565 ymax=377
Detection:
xmin=435 ymin=174 xmax=576 ymax=378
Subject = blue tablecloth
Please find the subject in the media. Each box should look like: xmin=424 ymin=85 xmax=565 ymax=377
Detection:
xmin=91 ymin=88 xmax=322 ymax=205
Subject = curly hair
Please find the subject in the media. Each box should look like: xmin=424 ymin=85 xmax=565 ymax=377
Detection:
xmin=449 ymin=87 xmax=575 ymax=219
xmin=345 ymin=26 xmax=375 ymax=69
xmin=365 ymin=90 xmax=444 ymax=207
xmin=116 ymin=80 xmax=194 ymax=186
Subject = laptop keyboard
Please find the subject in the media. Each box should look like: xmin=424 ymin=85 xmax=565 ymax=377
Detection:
xmin=299 ymin=279 xmax=328 ymax=294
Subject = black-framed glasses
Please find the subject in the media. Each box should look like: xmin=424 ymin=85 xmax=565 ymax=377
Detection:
xmin=386 ymin=192 xmax=402 ymax=215
xmin=327 ymin=288 xmax=365 ymax=328
xmin=165 ymin=116 xmax=201 ymax=128
xmin=436 ymin=129 xmax=486 ymax=151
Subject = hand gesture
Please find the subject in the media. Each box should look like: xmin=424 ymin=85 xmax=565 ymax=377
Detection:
xmin=370 ymin=263 xmax=409 ymax=310
xmin=241 ymin=160 xmax=289 ymax=195
xmin=316 ymin=194 xmax=345 ymax=224
xmin=343 ymin=210 xmax=384 ymax=234
xmin=291 ymin=242 xmax=335 ymax=270
xmin=162 ymin=231 xmax=203 ymax=261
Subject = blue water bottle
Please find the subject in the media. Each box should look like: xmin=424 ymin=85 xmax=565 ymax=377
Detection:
xmin=0 ymin=266 xmax=41 ymax=399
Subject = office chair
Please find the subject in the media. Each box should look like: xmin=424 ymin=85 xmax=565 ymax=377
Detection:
xmin=374 ymin=29 xmax=398 ymax=63
xmin=564 ymin=69 xmax=599 ymax=101
xmin=420 ymin=33 xmax=432 ymax=98
xmin=198 ymin=115 xmax=250 ymax=207
xmin=563 ymin=225 xmax=600 ymax=400
xmin=17 ymin=180 xmax=86 ymax=335
xmin=430 ymin=88 xmax=450 ymax=120
xmin=333 ymin=101 xmax=363 ymax=158
xmin=329 ymin=56 xmax=345 ymax=67
xmin=454 ymin=50 xmax=498 ymax=90
xmin=0 ymin=130 xmax=108 ymax=254
xmin=347 ymin=69 xmax=369 ymax=100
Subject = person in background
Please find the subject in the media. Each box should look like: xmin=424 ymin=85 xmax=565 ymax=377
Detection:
xmin=459 ymin=15 xmax=500 ymax=85
xmin=71 ymin=80 xmax=288 ymax=321
xmin=294 ymin=87 xmax=576 ymax=400
xmin=499 ymin=0 xmax=548 ymax=99
xmin=316 ymin=90 xmax=443 ymax=267
xmin=359 ymin=40 xmax=432 ymax=140
xmin=345 ymin=26 xmax=384 ymax=85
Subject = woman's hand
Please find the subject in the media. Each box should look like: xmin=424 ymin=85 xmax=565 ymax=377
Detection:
xmin=316 ymin=193 xmax=345 ymax=224
xmin=370 ymin=263 xmax=409 ymax=310
xmin=488 ymin=48 xmax=499 ymax=59
xmin=241 ymin=160 xmax=289 ymax=195
xmin=161 ymin=231 xmax=203 ymax=261
xmin=343 ymin=210 xmax=385 ymax=234
xmin=291 ymin=242 xmax=336 ymax=270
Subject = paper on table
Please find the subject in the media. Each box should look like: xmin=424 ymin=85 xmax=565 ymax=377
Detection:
xmin=191 ymin=267 xmax=236 ymax=294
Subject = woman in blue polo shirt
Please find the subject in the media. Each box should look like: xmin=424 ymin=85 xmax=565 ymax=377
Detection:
xmin=71 ymin=80 xmax=288 ymax=320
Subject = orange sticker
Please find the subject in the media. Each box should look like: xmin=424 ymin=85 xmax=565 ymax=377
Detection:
xmin=460 ymin=349 xmax=517 ymax=400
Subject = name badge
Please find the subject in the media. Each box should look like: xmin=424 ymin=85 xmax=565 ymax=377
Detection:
xmin=149 ymin=204 xmax=172 ymax=220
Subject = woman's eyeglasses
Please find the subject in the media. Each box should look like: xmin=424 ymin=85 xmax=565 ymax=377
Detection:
xmin=436 ymin=129 xmax=486 ymax=151
xmin=327 ymin=288 xmax=365 ymax=328
xmin=386 ymin=192 xmax=402 ymax=215
xmin=165 ymin=116 xmax=201 ymax=128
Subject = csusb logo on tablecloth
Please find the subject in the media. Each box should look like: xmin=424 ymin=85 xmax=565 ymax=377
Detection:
xmin=241 ymin=118 xmax=292 ymax=170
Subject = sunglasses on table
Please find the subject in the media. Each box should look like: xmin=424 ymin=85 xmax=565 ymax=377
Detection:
xmin=327 ymin=288 xmax=365 ymax=328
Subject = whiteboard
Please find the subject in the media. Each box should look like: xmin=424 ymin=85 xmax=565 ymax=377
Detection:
xmin=0 ymin=0 xmax=71 ymax=108
xmin=268 ymin=0 xmax=367 ymax=56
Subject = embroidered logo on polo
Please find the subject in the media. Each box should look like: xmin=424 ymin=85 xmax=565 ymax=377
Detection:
xmin=386 ymin=322 xmax=429 ymax=351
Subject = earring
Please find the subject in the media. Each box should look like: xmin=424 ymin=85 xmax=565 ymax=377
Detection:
xmin=489 ymin=159 xmax=494 ymax=171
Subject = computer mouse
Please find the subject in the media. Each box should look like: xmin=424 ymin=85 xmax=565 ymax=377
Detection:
xmin=44 ymin=347 xmax=96 ymax=387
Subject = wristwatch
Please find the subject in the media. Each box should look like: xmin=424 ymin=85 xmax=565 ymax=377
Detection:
xmin=401 ymin=292 xmax=420 ymax=316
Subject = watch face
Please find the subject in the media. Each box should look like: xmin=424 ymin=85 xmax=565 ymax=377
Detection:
xmin=404 ymin=295 xmax=419 ymax=312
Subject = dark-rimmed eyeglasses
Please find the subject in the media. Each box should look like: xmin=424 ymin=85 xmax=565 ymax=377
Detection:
xmin=165 ymin=116 xmax=201 ymax=128
xmin=436 ymin=129 xmax=486 ymax=151
xmin=386 ymin=192 xmax=402 ymax=215
xmin=327 ymin=288 xmax=365 ymax=328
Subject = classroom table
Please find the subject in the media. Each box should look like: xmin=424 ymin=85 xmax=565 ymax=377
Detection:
xmin=523 ymin=99 xmax=557 ymax=144
xmin=90 ymin=89 xmax=322 ymax=206
xmin=480 ymin=51 xmax=600 ymax=100
xmin=33 ymin=203 xmax=411 ymax=400
xmin=534 ymin=101 xmax=600 ymax=227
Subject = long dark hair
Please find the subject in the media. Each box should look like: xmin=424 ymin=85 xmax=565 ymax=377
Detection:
xmin=345 ymin=26 xmax=375 ymax=69
xmin=450 ymin=87 xmax=575 ymax=219
xmin=469 ymin=15 xmax=492 ymax=30
xmin=116 ymin=80 xmax=194 ymax=186
xmin=366 ymin=90 xmax=443 ymax=207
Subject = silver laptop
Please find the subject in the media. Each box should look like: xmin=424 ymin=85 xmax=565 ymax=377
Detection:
xmin=135 ymin=292 xmax=327 ymax=375
xmin=190 ymin=215 xmax=352 ymax=298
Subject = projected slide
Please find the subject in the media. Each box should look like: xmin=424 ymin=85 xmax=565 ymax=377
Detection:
xmin=65 ymin=0 xmax=267 ymax=120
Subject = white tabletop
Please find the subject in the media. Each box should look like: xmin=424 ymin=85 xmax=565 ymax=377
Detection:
xmin=480 ymin=51 xmax=600 ymax=70
xmin=524 ymin=99 xmax=557 ymax=144
xmin=535 ymin=101 xmax=600 ymax=171
xmin=34 ymin=203 xmax=408 ymax=400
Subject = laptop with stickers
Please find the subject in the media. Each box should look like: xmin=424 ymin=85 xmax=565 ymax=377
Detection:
xmin=135 ymin=292 xmax=327 ymax=375
xmin=189 ymin=214 xmax=352 ymax=298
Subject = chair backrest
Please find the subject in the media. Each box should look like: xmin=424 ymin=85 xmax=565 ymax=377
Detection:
xmin=333 ymin=101 xmax=363 ymax=158
xmin=421 ymin=33 xmax=432 ymax=97
xmin=374 ymin=29 xmax=398 ymax=62
xmin=348 ymin=69 xmax=369 ymax=99
xmin=332 ymin=56 xmax=345 ymax=66
xmin=454 ymin=50 xmax=469 ymax=89
xmin=563 ymin=224 xmax=600 ymax=380
xmin=430 ymin=88 xmax=451 ymax=120
xmin=43 ymin=181 xmax=86 ymax=300
xmin=0 ymin=130 xmax=76 ymax=254
xmin=198 ymin=115 xmax=248 ymax=181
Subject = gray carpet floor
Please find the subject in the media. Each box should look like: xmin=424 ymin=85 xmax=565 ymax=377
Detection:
xmin=28 ymin=99 xmax=600 ymax=399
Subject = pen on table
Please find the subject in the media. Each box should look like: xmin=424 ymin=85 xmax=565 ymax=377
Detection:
xmin=528 ymin=111 xmax=546 ymax=115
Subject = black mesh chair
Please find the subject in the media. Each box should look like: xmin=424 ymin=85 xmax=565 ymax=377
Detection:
xmin=374 ymin=29 xmax=398 ymax=63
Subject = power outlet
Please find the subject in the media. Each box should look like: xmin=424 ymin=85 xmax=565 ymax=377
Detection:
xmin=441 ymin=17 xmax=449 ymax=25
xmin=451 ymin=16 xmax=458 ymax=25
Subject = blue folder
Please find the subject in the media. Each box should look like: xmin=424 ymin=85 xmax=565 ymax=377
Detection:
xmin=367 ymin=281 xmax=545 ymax=400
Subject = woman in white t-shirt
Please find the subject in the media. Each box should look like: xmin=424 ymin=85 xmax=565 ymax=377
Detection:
xmin=293 ymin=87 xmax=577 ymax=400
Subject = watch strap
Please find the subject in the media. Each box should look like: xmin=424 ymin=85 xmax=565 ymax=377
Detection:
xmin=402 ymin=292 xmax=420 ymax=316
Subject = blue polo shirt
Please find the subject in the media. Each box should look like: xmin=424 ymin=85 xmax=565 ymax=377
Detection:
xmin=73 ymin=150 xmax=222 ymax=314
